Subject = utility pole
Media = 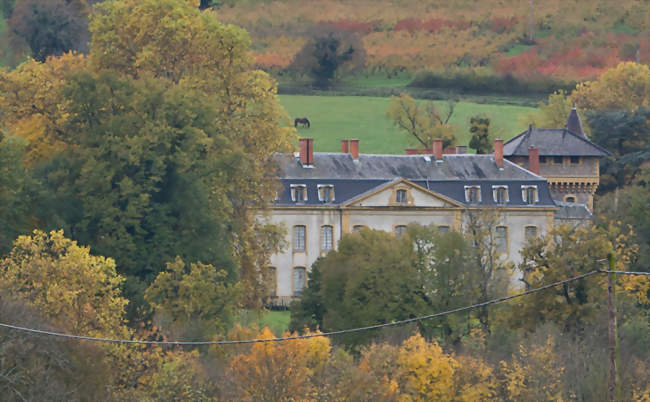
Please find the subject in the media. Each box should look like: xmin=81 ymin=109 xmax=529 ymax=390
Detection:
xmin=606 ymin=253 xmax=619 ymax=402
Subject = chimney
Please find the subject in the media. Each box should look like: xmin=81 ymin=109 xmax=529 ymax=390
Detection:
xmin=341 ymin=139 xmax=349 ymax=154
xmin=405 ymin=148 xmax=419 ymax=155
xmin=299 ymin=138 xmax=314 ymax=166
xmin=528 ymin=146 xmax=539 ymax=175
xmin=433 ymin=138 xmax=443 ymax=161
xmin=456 ymin=145 xmax=467 ymax=154
xmin=494 ymin=139 xmax=504 ymax=168
xmin=350 ymin=139 xmax=359 ymax=159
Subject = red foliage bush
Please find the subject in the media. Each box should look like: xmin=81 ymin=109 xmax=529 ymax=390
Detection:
xmin=393 ymin=18 xmax=470 ymax=33
xmin=318 ymin=19 xmax=378 ymax=34
xmin=489 ymin=17 xmax=518 ymax=34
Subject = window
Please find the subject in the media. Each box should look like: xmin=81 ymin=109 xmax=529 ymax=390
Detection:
xmin=539 ymin=156 xmax=548 ymax=164
xmin=290 ymin=184 xmax=307 ymax=202
xmin=321 ymin=225 xmax=333 ymax=251
xmin=396 ymin=189 xmax=407 ymax=203
xmin=492 ymin=185 xmax=509 ymax=205
xmin=438 ymin=225 xmax=450 ymax=234
xmin=318 ymin=185 xmax=335 ymax=202
xmin=524 ymin=226 xmax=537 ymax=241
xmin=495 ymin=226 xmax=508 ymax=253
xmin=570 ymin=156 xmax=580 ymax=165
xmin=293 ymin=267 xmax=306 ymax=297
xmin=395 ymin=225 xmax=407 ymax=237
xmin=353 ymin=225 xmax=365 ymax=232
xmin=553 ymin=156 xmax=563 ymax=164
xmin=521 ymin=185 xmax=538 ymax=205
xmin=565 ymin=196 xmax=576 ymax=203
xmin=267 ymin=267 xmax=277 ymax=297
xmin=293 ymin=225 xmax=306 ymax=251
xmin=464 ymin=186 xmax=481 ymax=204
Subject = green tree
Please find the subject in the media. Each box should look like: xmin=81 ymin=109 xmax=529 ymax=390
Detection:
xmin=9 ymin=0 xmax=89 ymax=61
xmin=468 ymin=115 xmax=493 ymax=154
xmin=291 ymin=28 xmax=366 ymax=89
xmin=145 ymin=257 xmax=241 ymax=341
xmin=387 ymin=94 xmax=457 ymax=149
xmin=0 ymin=134 xmax=34 ymax=254
xmin=587 ymin=107 xmax=650 ymax=190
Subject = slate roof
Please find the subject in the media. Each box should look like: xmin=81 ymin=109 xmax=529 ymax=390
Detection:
xmin=503 ymin=127 xmax=610 ymax=157
xmin=274 ymin=153 xmax=555 ymax=208
xmin=566 ymin=108 xmax=587 ymax=138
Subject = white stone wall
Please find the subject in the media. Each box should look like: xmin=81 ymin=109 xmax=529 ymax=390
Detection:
xmin=264 ymin=207 xmax=553 ymax=299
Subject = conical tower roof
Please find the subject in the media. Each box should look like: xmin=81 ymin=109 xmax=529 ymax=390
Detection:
xmin=566 ymin=107 xmax=586 ymax=138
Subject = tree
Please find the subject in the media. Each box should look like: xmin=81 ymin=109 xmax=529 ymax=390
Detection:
xmin=228 ymin=327 xmax=331 ymax=401
xmin=571 ymin=62 xmax=650 ymax=111
xmin=145 ymin=257 xmax=241 ymax=341
xmin=9 ymin=0 xmax=89 ymax=61
xmin=468 ymin=115 xmax=493 ymax=154
xmin=0 ymin=134 xmax=34 ymax=254
xmin=387 ymin=94 xmax=457 ymax=149
xmin=462 ymin=209 xmax=513 ymax=334
xmin=0 ymin=229 xmax=128 ymax=338
xmin=291 ymin=27 xmax=366 ymax=89
xmin=587 ymin=107 xmax=650 ymax=190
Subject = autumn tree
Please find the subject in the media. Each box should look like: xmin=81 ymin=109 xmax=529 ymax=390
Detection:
xmin=387 ymin=93 xmax=457 ymax=149
xmin=0 ymin=230 xmax=129 ymax=337
xmin=291 ymin=26 xmax=366 ymax=88
xmin=145 ymin=257 xmax=241 ymax=341
xmin=9 ymin=0 xmax=90 ymax=61
xmin=571 ymin=62 xmax=650 ymax=111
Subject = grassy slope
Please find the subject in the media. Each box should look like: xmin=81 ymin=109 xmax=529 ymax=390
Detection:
xmin=280 ymin=95 xmax=535 ymax=154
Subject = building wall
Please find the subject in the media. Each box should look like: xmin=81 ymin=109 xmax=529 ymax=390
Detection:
xmin=265 ymin=207 xmax=554 ymax=301
xmin=508 ymin=156 xmax=599 ymax=178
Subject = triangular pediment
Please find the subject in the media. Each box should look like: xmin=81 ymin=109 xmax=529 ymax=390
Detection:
xmin=344 ymin=179 xmax=461 ymax=208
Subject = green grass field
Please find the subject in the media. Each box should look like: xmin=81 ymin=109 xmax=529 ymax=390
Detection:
xmin=279 ymin=95 xmax=536 ymax=154
xmin=237 ymin=310 xmax=291 ymax=336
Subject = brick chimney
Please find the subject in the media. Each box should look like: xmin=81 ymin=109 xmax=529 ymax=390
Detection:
xmin=433 ymin=139 xmax=443 ymax=161
xmin=528 ymin=146 xmax=539 ymax=175
xmin=341 ymin=139 xmax=349 ymax=154
xmin=299 ymin=138 xmax=314 ymax=166
xmin=494 ymin=139 xmax=504 ymax=168
xmin=350 ymin=139 xmax=359 ymax=159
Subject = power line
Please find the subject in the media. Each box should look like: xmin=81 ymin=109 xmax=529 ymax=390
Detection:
xmin=598 ymin=270 xmax=650 ymax=276
xmin=0 ymin=270 xmax=608 ymax=346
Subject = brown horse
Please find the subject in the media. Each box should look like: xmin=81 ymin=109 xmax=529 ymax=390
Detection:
xmin=294 ymin=117 xmax=310 ymax=128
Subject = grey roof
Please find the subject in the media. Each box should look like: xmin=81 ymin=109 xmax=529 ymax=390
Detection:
xmin=554 ymin=201 xmax=592 ymax=220
xmin=273 ymin=153 xmax=555 ymax=208
xmin=503 ymin=127 xmax=610 ymax=157
xmin=566 ymin=108 xmax=586 ymax=138
xmin=276 ymin=153 xmax=545 ymax=180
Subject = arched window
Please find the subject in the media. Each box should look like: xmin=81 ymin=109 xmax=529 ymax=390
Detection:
xmin=395 ymin=225 xmax=407 ymax=237
xmin=321 ymin=225 xmax=333 ymax=251
xmin=293 ymin=225 xmax=306 ymax=251
xmin=565 ymin=196 xmax=576 ymax=203
xmin=353 ymin=225 xmax=365 ymax=232
xmin=293 ymin=267 xmax=306 ymax=297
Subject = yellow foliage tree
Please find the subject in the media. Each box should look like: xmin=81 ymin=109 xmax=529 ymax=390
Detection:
xmin=499 ymin=335 xmax=566 ymax=401
xmin=0 ymin=52 xmax=86 ymax=164
xmin=453 ymin=354 xmax=496 ymax=401
xmin=0 ymin=229 xmax=128 ymax=338
xmin=228 ymin=328 xmax=331 ymax=401
xmin=571 ymin=62 xmax=650 ymax=111
xmin=396 ymin=333 xmax=458 ymax=401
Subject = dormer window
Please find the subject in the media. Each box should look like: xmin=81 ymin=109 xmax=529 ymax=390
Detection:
xmin=396 ymin=189 xmax=407 ymax=203
xmin=290 ymin=184 xmax=307 ymax=202
xmin=317 ymin=185 xmax=335 ymax=203
xmin=540 ymin=156 xmax=548 ymax=164
xmin=464 ymin=185 xmax=481 ymax=204
xmin=492 ymin=185 xmax=509 ymax=205
xmin=521 ymin=185 xmax=538 ymax=204
xmin=570 ymin=156 xmax=580 ymax=165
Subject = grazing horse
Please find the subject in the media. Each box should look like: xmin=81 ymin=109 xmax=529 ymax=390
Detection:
xmin=294 ymin=117 xmax=310 ymax=128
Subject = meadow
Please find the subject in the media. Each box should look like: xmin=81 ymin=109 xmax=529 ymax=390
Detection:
xmin=279 ymin=95 xmax=537 ymax=154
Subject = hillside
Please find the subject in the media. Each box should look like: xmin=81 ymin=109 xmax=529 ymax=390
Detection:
xmin=218 ymin=0 xmax=649 ymax=83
